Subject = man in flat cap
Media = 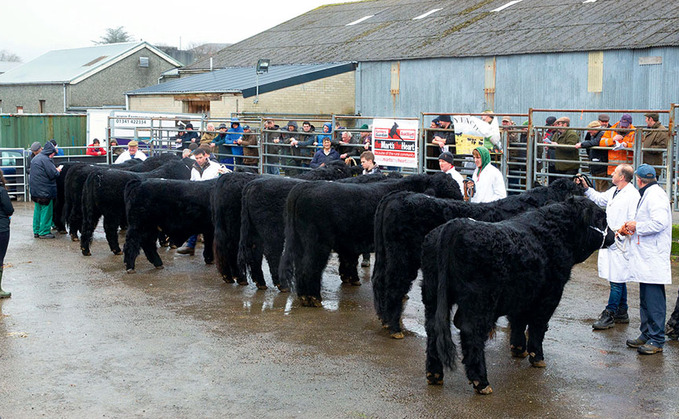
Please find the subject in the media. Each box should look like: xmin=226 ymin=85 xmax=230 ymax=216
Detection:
xmin=114 ymin=140 xmax=147 ymax=164
xmin=641 ymin=113 xmax=669 ymax=178
xmin=549 ymin=116 xmax=580 ymax=179
xmin=618 ymin=164 xmax=671 ymax=355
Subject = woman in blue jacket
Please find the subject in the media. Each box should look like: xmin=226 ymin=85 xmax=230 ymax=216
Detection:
xmin=224 ymin=118 xmax=244 ymax=170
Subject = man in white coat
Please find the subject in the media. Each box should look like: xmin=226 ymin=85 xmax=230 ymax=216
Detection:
xmin=619 ymin=164 xmax=672 ymax=355
xmin=438 ymin=152 xmax=464 ymax=197
xmin=577 ymin=165 xmax=639 ymax=330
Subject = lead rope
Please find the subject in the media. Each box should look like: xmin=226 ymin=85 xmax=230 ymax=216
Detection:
xmin=588 ymin=225 xmax=608 ymax=249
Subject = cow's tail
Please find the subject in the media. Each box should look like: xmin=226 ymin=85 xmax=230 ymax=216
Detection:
xmin=80 ymin=173 xmax=103 ymax=245
xmin=278 ymin=189 xmax=301 ymax=292
xmin=371 ymin=192 xmax=391 ymax=319
xmin=237 ymin=195 xmax=253 ymax=281
xmin=123 ymin=178 xmax=143 ymax=217
xmin=433 ymin=221 xmax=458 ymax=370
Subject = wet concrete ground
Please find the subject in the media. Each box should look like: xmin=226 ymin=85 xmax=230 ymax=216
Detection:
xmin=1 ymin=201 xmax=679 ymax=418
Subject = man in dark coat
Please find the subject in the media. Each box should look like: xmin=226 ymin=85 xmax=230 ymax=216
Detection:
xmin=29 ymin=141 xmax=62 ymax=238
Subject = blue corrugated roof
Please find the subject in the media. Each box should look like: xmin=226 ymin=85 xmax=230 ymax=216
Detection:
xmin=128 ymin=62 xmax=356 ymax=98
xmin=0 ymin=42 xmax=182 ymax=84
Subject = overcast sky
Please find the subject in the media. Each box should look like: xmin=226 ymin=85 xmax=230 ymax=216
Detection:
xmin=2 ymin=0 xmax=360 ymax=63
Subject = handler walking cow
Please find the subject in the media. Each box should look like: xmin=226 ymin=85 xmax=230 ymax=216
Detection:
xmin=576 ymin=165 xmax=640 ymax=329
xmin=421 ymin=198 xmax=614 ymax=394
xmin=619 ymin=164 xmax=672 ymax=355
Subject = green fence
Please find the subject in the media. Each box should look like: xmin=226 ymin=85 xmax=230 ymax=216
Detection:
xmin=0 ymin=114 xmax=87 ymax=149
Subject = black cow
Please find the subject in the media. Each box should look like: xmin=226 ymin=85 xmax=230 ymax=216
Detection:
xmin=80 ymin=159 xmax=191 ymax=256
xmin=372 ymin=178 xmax=584 ymax=338
xmin=63 ymin=159 xmax=142 ymax=241
xmin=421 ymin=197 xmax=614 ymax=394
xmin=280 ymin=172 xmax=462 ymax=306
xmin=210 ymin=172 xmax=260 ymax=284
xmin=238 ymin=171 xmax=392 ymax=291
xmin=213 ymin=162 xmax=361 ymax=287
xmin=123 ymin=177 xmax=217 ymax=272
xmin=54 ymin=162 xmax=86 ymax=234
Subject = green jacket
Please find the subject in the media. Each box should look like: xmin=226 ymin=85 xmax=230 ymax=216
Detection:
xmin=553 ymin=129 xmax=580 ymax=172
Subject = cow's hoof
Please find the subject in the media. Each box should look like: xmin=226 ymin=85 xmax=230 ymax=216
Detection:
xmin=473 ymin=382 xmax=493 ymax=395
xmin=350 ymin=280 xmax=361 ymax=286
xmin=300 ymin=296 xmax=322 ymax=307
xmin=126 ymin=269 xmax=136 ymax=274
xmin=71 ymin=236 xmax=79 ymax=242
xmin=170 ymin=245 xmax=178 ymax=249
xmin=529 ymin=353 xmax=546 ymax=368
xmin=205 ymin=260 xmax=214 ymax=265
xmin=426 ymin=372 xmax=443 ymax=385
xmin=510 ymin=345 xmax=529 ymax=358
xmin=390 ymin=331 xmax=404 ymax=339
xmin=155 ymin=265 xmax=164 ymax=270
xmin=222 ymin=276 xmax=235 ymax=284
xmin=58 ymin=229 xmax=67 ymax=234
xmin=81 ymin=249 xmax=91 ymax=256
xmin=276 ymin=285 xmax=290 ymax=293
xmin=256 ymin=284 xmax=268 ymax=290
xmin=113 ymin=250 xmax=123 ymax=256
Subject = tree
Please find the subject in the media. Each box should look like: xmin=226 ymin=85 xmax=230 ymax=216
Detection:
xmin=95 ymin=27 xmax=133 ymax=44
xmin=0 ymin=50 xmax=21 ymax=62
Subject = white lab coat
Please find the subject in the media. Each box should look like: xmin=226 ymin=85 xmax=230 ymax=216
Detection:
xmin=470 ymin=163 xmax=506 ymax=203
xmin=628 ymin=183 xmax=672 ymax=285
xmin=585 ymin=183 xmax=640 ymax=282
xmin=445 ymin=167 xmax=465 ymax=197
xmin=114 ymin=150 xmax=147 ymax=164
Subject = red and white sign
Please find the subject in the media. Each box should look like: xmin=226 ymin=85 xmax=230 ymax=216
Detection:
xmin=372 ymin=118 xmax=419 ymax=168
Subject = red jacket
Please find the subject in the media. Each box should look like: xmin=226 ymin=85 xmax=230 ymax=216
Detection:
xmin=86 ymin=144 xmax=107 ymax=156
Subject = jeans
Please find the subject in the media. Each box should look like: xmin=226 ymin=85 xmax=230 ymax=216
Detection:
xmin=638 ymin=283 xmax=666 ymax=347
xmin=186 ymin=235 xmax=197 ymax=249
xmin=605 ymin=282 xmax=628 ymax=313
xmin=33 ymin=200 xmax=53 ymax=236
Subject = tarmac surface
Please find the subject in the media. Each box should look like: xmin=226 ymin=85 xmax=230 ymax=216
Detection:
xmin=1 ymin=201 xmax=679 ymax=418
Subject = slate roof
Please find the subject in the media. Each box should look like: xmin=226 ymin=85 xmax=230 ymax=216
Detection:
xmin=127 ymin=62 xmax=356 ymax=98
xmin=187 ymin=0 xmax=679 ymax=70
xmin=0 ymin=42 xmax=183 ymax=85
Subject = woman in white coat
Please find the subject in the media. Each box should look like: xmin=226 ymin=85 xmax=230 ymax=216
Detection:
xmin=619 ymin=164 xmax=672 ymax=354
xmin=469 ymin=146 xmax=506 ymax=203
xmin=579 ymin=165 xmax=639 ymax=329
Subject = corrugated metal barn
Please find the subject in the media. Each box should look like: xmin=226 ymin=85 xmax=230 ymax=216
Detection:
xmin=187 ymin=0 xmax=679 ymax=123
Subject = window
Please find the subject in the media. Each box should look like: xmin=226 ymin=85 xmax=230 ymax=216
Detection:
xmin=16 ymin=106 xmax=23 ymax=114
xmin=346 ymin=15 xmax=374 ymax=26
xmin=39 ymin=100 xmax=46 ymax=113
xmin=588 ymin=51 xmax=603 ymax=93
xmin=185 ymin=101 xmax=210 ymax=115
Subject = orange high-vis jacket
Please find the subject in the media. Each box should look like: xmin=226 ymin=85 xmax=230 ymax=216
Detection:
xmin=600 ymin=121 xmax=635 ymax=175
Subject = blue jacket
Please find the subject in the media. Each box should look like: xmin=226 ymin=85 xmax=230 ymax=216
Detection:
xmin=225 ymin=121 xmax=244 ymax=156
xmin=29 ymin=142 xmax=60 ymax=199
xmin=316 ymin=123 xmax=333 ymax=150
xmin=309 ymin=148 xmax=340 ymax=169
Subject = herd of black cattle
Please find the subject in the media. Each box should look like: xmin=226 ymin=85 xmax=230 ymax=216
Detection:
xmin=54 ymin=153 xmax=614 ymax=395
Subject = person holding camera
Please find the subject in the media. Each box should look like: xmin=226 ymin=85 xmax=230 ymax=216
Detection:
xmin=576 ymin=164 xmax=639 ymax=330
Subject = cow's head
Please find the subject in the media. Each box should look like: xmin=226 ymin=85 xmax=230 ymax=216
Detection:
xmin=569 ymin=197 xmax=615 ymax=263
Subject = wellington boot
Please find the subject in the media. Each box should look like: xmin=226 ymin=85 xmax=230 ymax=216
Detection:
xmin=0 ymin=267 xmax=10 ymax=299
